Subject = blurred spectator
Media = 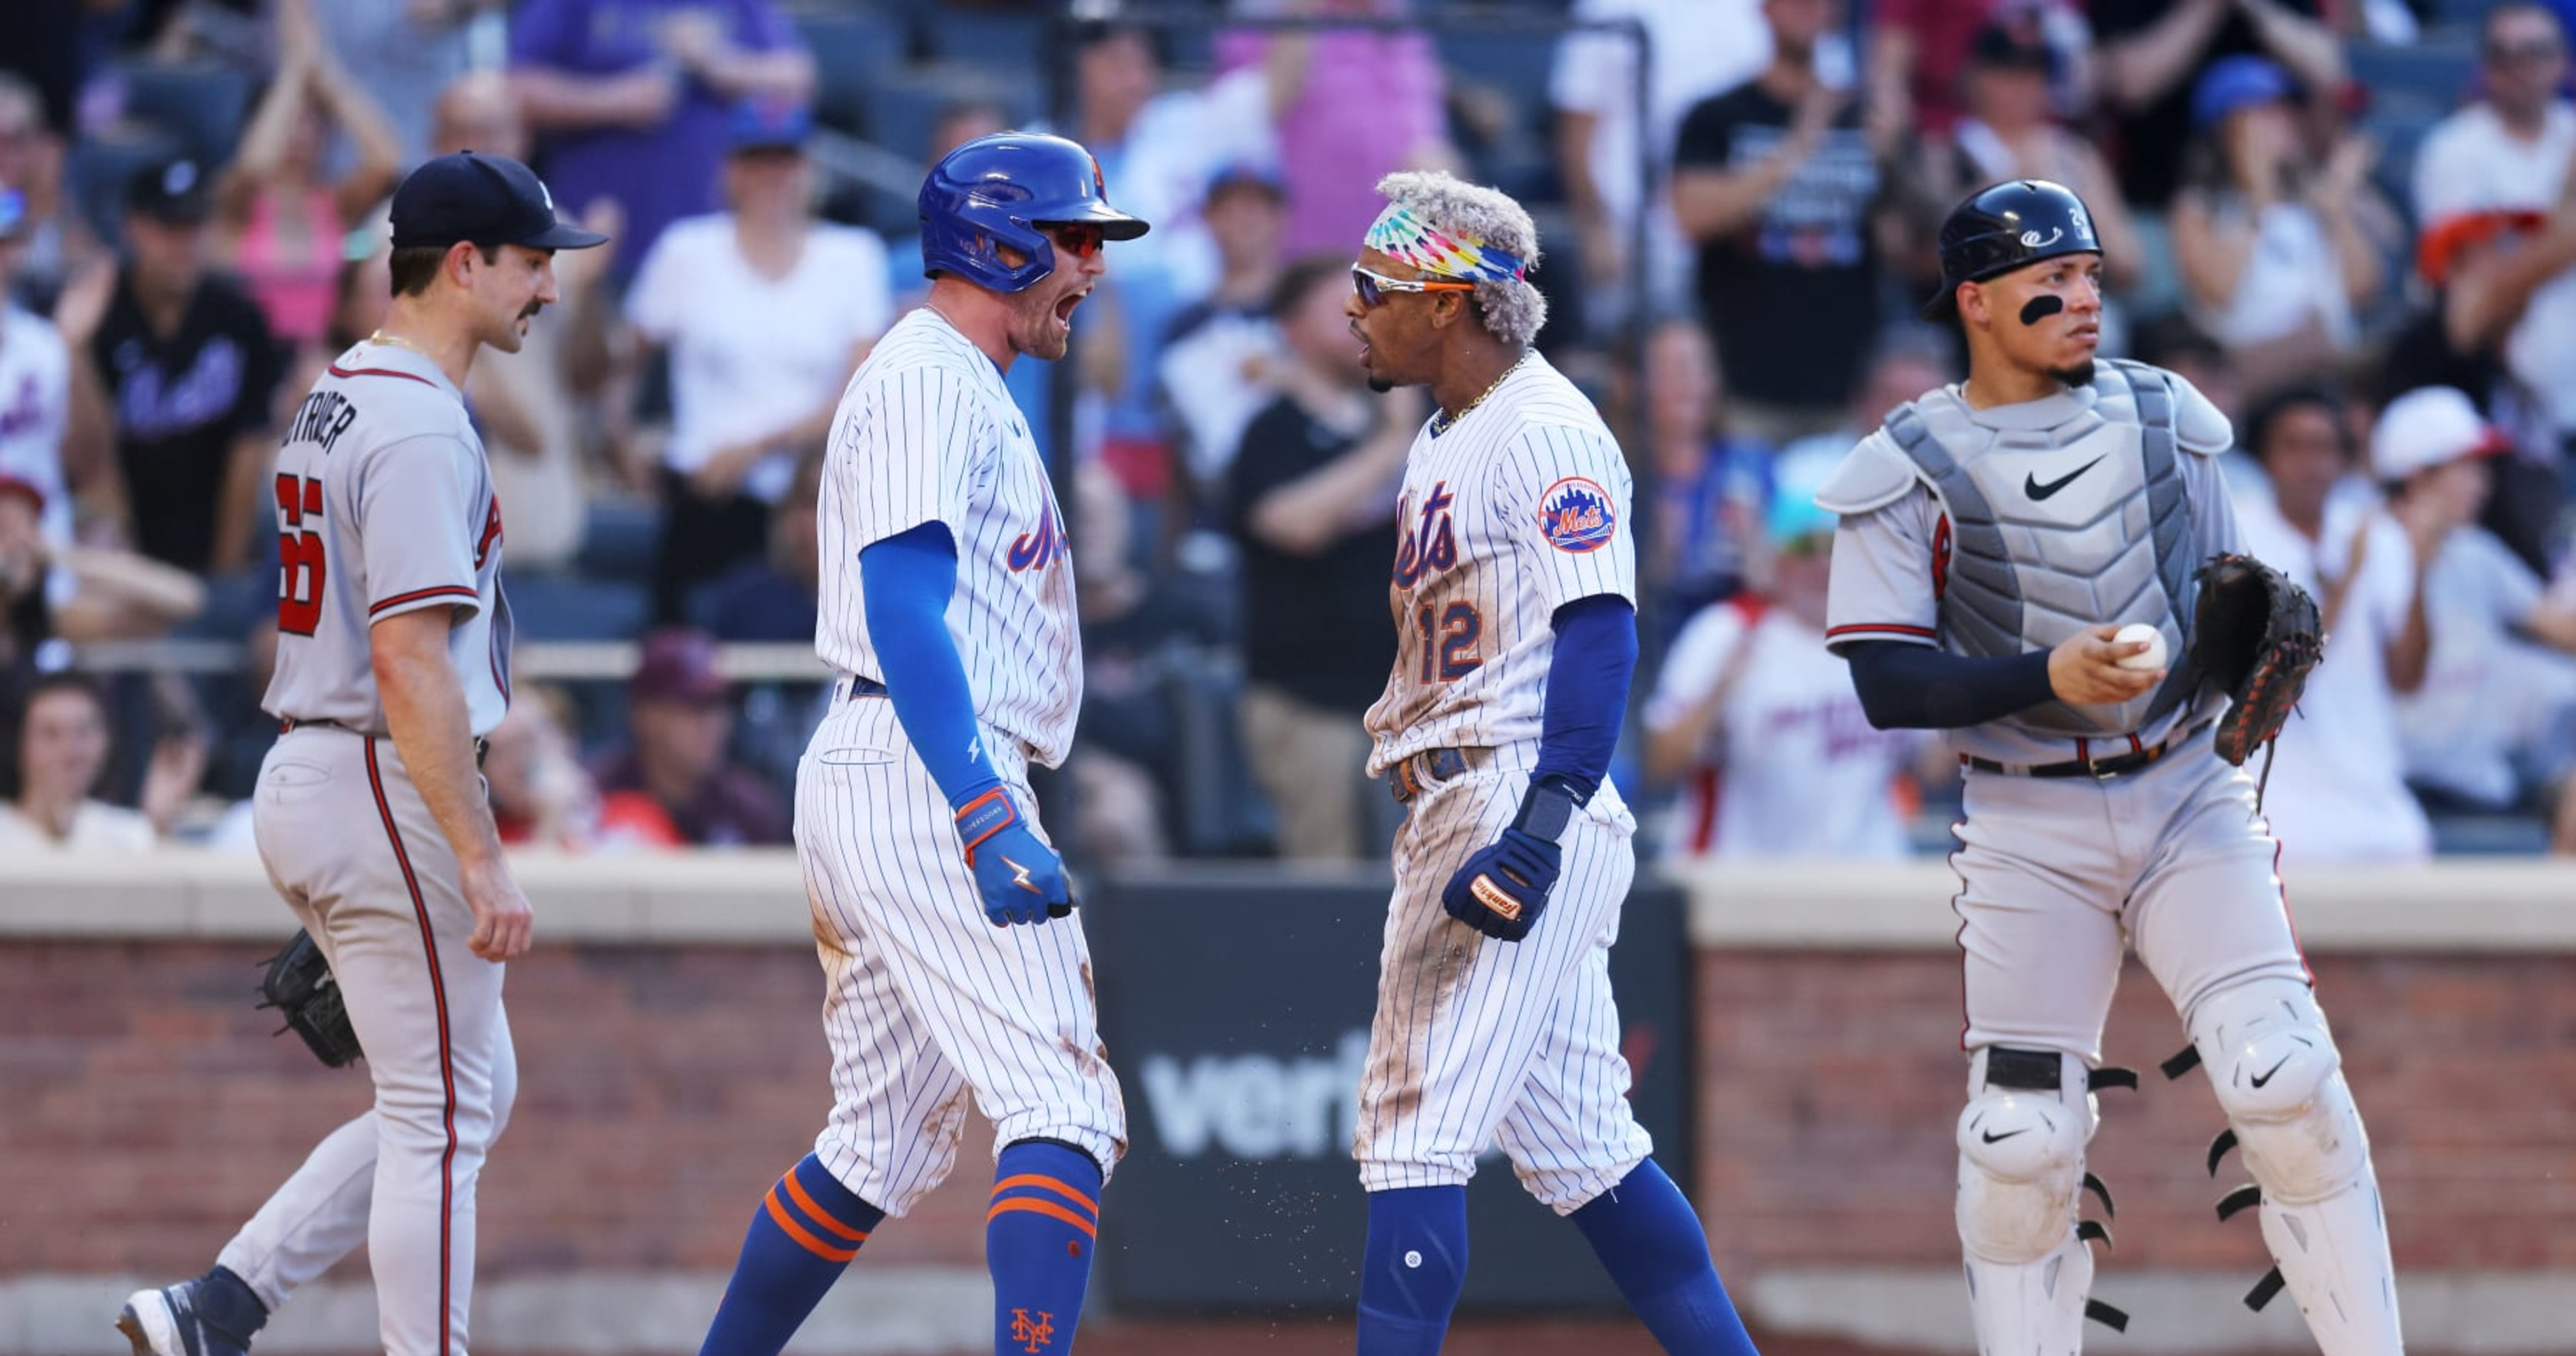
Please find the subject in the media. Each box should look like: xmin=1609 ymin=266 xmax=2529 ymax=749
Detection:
xmin=589 ymin=626 xmax=788 ymax=848
xmin=311 ymin=0 xmax=491 ymax=167
xmin=1923 ymin=20 xmax=2141 ymax=298
xmin=2375 ymin=388 xmax=2576 ymax=832
xmin=1671 ymin=0 xmax=1891 ymax=445
xmin=1868 ymin=0 xmax=2095 ymax=144
xmin=1224 ymin=257 xmax=1411 ymax=860
xmin=485 ymin=688 xmax=601 ymax=850
xmin=2383 ymin=147 xmax=2576 ymax=576
xmin=1218 ymin=1 xmax=1454 ymax=259
xmin=1551 ymin=0 xmax=1768 ymax=336
xmin=1776 ymin=341 xmax=1954 ymax=473
xmin=1644 ymin=443 xmax=1928 ymax=860
xmin=623 ymin=98 xmax=889 ymax=623
xmin=1637 ymin=315 xmax=1768 ymax=627
xmin=1159 ymin=164 xmax=1291 ymax=494
xmin=62 ymin=155 xmax=284 ymax=574
xmin=428 ymin=73 xmax=621 ymax=574
xmin=1 ymin=184 xmax=111 ymax=549
xmin=0 ymin=671 xmax=161 ymax=850
xmin=2412 ymin=5 xmax=2576 ymax=460
xmin=0 ymin=477 xmax=56 ymax=700
xmin=692 ymin=449 xmax=819 ymax=642
xmin=0 ymin=1 xmax=86 ymax=141
xmin=2169 ymin=56 xmax=2391 ymax=397
xmin=508 ymin=0 xmax=816 ymax=282
xmin=0 ymin=73 xmax=100 ymax=312
xmin=213 ymin=2 xmax=404 ymax=353
xmin=1070 ymin=460 xmax=1186 ymax=866
xmin=2093 ymin=0 xmax=2343 ymax=210
xmin=0 ymin=471 xmax=205 ymax=647
xmin=2234 ymin=385 xmax=2434 ymax=864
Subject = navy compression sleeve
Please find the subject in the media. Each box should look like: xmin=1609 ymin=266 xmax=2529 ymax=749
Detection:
xmin=1843 ymin=641 xmax=2056 ymax=730
xmin=858 ymin=523 xmax=999 ymax=805
xmin=1529 ymin=595 xmax=1638 ymax=804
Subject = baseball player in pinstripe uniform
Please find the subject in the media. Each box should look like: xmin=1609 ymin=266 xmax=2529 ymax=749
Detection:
xmin=1344 ymin=172 xmax=1760 ymax=1356
xmin=118 ymin=153 xmax=605 ymax=1356
xmin=691 ymin=132 xmax=1142 ymax=1356
xmin=1819 ymin=180 xmax=2400 ymax=1353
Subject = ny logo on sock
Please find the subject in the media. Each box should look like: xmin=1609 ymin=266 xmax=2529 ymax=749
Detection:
xmin=1009 ymin=1308 xmax=1055 ymax=1352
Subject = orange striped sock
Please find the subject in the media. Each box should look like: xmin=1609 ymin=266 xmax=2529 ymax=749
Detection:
xmin=988 ymin=1141 xmax=1102 ymax=1355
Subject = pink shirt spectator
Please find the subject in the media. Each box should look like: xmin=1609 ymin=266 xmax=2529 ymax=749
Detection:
xmin=1217 ymin=24 xmax=1448 ymax=256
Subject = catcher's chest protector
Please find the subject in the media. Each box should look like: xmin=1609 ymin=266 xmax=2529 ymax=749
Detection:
xmin=1887 ymin=361 xmax=2201 ymax=737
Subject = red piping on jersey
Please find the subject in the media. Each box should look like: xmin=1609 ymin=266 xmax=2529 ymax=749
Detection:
xmin=1687 ymin=764 xmax=1720 ymax=856
xmin=2266 ymin=820 xmax=2315 ymax=984
xmin=1825 ymin=622 xmax=1937 ymax=641
xmin=369 ymin=584 xmax=479 ymax=617
xmin=365 ymin=740 xmax=458 ymax=1356
xmin=328 ymin=363 xmax=439 ymax=388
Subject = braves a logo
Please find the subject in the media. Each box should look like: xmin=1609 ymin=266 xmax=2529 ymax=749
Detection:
xmin=1538 ymin=477 xmax=1615 ymax=553
xmin=1007 ymin=509 xmax=1068 ymax=572
xmin=1392 ymin=482 xmax=1458 ymax=589
xmin=475 ymin=494 xmax=504 ymax=570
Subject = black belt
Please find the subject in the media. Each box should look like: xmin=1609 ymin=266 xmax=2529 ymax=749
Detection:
xmin=1962 ymin=719 xmax=2215 ymax=780
xmin=1388 ymin=746 xmax=1480 ymax=805
xmin=281 ymin=717 xmax=487 ymax=770
xmin=841 ymin=675 xmax=888 ymax=700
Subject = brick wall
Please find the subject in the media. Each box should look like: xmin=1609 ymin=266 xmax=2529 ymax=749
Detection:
xmin=9 ymin=942 xmax=2569 ymax=1296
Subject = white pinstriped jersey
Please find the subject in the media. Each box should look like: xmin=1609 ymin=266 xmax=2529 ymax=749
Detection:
xmin=816 ymin=308 xmax=1080 ymax=768
xmin=262 ymin=340 xmax=512 ymax=738
xmin=1364 ymin=353 xmax=1637 ymax=775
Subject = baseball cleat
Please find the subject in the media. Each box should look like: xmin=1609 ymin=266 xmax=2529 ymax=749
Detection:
xmin=117 ymin=1279 xmax=254 ymax=1356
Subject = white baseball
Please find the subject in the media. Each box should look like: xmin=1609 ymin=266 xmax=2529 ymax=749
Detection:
xmin=2113 ymin=622 xmax=2167 ymax=671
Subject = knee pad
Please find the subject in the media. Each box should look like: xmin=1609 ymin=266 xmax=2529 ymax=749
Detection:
xmin=1955 ymin=1047 xmax=2094 ymax=1264
xmin=2189 ymin=978 xmax=2369 ymax=1203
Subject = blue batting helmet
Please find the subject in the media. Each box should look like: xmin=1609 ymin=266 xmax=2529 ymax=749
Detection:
xmin=919 ymin=132 xmax=1150 ymax=294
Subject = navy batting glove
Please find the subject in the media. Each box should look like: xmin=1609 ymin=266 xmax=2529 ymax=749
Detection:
xmin=953 ymin=787 xmax=1072 ymax=927
xmin=1441 ymin=827 xmax=1560 ymax=942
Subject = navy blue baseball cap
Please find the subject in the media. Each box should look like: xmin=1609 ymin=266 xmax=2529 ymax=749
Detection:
xmin=388 ymin=151 xmax=609 ymax=252
xmin=729 ymin=98 xmax=812 ymax=153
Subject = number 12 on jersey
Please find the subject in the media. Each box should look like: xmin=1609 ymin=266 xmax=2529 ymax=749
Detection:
xmin=1415 ymin=601 xmax=1483 ymax=682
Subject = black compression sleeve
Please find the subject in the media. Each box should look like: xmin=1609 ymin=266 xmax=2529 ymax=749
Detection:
xmin=1843 ymin=641 xmax=2058 ymax=730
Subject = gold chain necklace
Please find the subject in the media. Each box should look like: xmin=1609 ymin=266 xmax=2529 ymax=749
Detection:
xmin=367 ymin=329 xmax=436 ymax=360
xmin=1429 ymin=351 xmax=1532 ymax=437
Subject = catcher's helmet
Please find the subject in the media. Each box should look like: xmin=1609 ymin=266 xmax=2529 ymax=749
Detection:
xmin=1919 ymin=179 xmax=2101 ymax=320
xmin=919 ymin=132 xmax=1150 ymax=294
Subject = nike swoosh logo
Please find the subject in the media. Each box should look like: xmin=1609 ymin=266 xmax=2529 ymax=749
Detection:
xmin=2026 ymin=456 xmax=2107 ymax=501
xmin=2249 ymin=1055 xmax=2292 ymax=1089
xmin=1980 ymin=1128 xmax=2026 ymax=1144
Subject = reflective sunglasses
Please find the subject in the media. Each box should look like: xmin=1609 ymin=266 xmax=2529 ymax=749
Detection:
xmin=1351 ymin=264 xmax=1476 ymax=308
xmin=1046 ymin=224 xmax=1106 ymax=260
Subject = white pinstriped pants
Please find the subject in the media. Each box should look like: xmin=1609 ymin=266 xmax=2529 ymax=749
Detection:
xmin=1353 ymin=765 xmax=1655 ymax=1214
xmin=794 ymin=695 xmax=1126 ymax=1218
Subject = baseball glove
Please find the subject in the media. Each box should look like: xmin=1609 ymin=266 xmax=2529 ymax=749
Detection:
xmin=258 ymin=930 xmax=363 ymax=1068
xmin=2190 ymin=553 xmax=2323 ymax=772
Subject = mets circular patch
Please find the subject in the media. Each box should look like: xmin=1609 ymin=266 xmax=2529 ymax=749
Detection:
xmin=1538 ymin=476 xmax=1615 ymax=553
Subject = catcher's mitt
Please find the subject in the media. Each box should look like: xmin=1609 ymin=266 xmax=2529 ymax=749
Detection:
xmin=2190 ymin=553 xmax=2323 ymax=773
xmin=258 ymin=930 xmax=363 ymax=1068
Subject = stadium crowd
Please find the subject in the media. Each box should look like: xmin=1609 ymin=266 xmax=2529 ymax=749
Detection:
xmin=2 ymin=0 xmax=2573 ymax=862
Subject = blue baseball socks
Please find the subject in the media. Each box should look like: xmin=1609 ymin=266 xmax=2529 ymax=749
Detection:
xmin=698 ymin=1154 xmax=885 ymax=1356
xmin=1356 ymin=1185 xmax=1470 ymax=1356
xmin=988 ymin=1140 xmax=1104 ymax=1354
xmin=1570 ymin=1159 xmax=1760 ymax=1356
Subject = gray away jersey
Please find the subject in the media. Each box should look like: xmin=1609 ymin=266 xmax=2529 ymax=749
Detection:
xmin=262 ymin=340 xmax=513 ymax=737
xmin=1818 ymin=367 xmax=2242 ymax=767
xmin=1365 ymin=353 xmax=1637 ymax=778
xmin=816 ymin=308 xmax=1081 ymax=769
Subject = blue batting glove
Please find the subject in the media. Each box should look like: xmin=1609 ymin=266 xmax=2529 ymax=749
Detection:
xmin=1440 ymin=827 xmax=1560 ymax=942
xmin=952 ymin=786 xmax=1072 ymax=927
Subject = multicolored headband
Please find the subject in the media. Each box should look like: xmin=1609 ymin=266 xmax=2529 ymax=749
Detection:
xmin=1364 ymin=203 xmax=1527 ymax=284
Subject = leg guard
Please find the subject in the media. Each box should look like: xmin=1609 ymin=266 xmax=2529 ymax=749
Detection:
xmin=2191 ymin=977 xmax=2402 ymax=1356
xmin=1955 ymin=1047 xmax=2116 ymax=1356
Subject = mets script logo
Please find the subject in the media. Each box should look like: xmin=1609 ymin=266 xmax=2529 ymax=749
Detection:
xmin=1007 ymin=510 xmax=1068 ymax=572
xmin=1009 ymin=1309 xmax=1055 ymax=1352
xmin=1538 ymin=477 xmax=1615 ymax=553
xmin=1392 ymin=481 xmax=1459 ymax=588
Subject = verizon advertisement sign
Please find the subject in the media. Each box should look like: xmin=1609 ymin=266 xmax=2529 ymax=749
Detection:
xmin=1091 ymin=874 xmax=1691 ymax=1313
